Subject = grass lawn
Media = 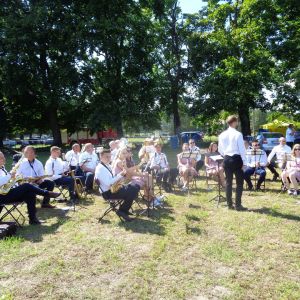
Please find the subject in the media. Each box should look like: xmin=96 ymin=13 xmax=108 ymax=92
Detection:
xmin=0 ymin=148 xmax=299 ymax=300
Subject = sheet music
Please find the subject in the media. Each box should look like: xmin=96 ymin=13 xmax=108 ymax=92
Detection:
xmin=210 ymin=155 xmax=223 ymax=161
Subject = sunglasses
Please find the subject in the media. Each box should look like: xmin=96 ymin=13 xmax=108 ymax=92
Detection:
xmin=189 ymin=142 xmax=195 ymax=144
xmin=295 ymin=149 xmax=300 ymax=151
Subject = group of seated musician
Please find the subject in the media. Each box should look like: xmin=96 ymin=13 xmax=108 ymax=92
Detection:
xmin=0 ymin=150 xmax=61 ymax=225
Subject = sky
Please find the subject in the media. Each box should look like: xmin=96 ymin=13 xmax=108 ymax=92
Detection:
xmin=179 ymin=0 xmax=205 ymax=13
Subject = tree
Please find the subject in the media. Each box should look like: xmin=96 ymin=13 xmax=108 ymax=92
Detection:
xmin=81 ymin=0 xmax=162 ymax=137
xmin=154 ymin=0 xmax=190 ymax=135
xmin=187 ymin=0 xmax=280 ymax=136
xmin=0 ymin=1 xmax=88 ymax=145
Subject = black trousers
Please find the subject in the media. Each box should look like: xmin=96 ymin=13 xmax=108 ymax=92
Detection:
xmin=102 ymin=184 xmax=140 ymax=213
xmin=0 ymin=183 xmax=49 ymax=220
xmin=155 ymin=168 xmax=178 ymax=185
xmin=196 ymin=160 xmax=204 ymax=172
xmin=286 ymin=142 xmax=293 ymax=149
xmin=39 ymin=180 xmax=55 ymax=205
xmin=84 ymin=172 xmax=94 ymax=190
xmin=223 ymin=155 xmax=244 ymax=207
xmin=54 ymin=177 xmax=75 ymax=199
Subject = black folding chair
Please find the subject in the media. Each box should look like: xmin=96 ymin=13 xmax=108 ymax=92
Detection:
xmin=98 ymin=197 xmax=124 ymax=223
xmin=0 ymin=202 xmax=26 ymax=227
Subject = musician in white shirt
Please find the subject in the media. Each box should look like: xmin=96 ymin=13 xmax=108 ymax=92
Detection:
xmin=188 ymin=139 xmax=203 ymax=171
xmin=45 ymin=146 xmax=76 ymax=200
xmin=17 ymin=146 xmax=56 ymax=208
xmin=0 ymin=151 xmax=60 ymax=225
xmin=267 ymin=137 xmax=292 ymax=181
xmin=95 ymin=149 xmax=140 ymax=222
xmin=148 ymin=143 xmax=178 ymax=192
xmin=244 ymin=140 xmax=268 ymax=190
xmin=109 ymin=140 xmax=119 ymax=162
xmin=218 ymin=115 xmax=246 ymax=211
xmin=65 ymin=143 xmax=80 ymax=170
xmin=79 ymin=143 xmax=98 ymax=191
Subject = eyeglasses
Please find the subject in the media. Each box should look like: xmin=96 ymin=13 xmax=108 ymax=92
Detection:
xmin=253 ymin=144 xmax=259 ymax=147
xmin=295 ymin=149 xmax=300 ymax=151
xmin=189 ymin=142 xmax=195 ymax=144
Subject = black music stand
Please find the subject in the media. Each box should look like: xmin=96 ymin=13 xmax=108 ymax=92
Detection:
xmin=207 ymin=154 xmax=226 ymax=207
xmin=246 ymin=149 xmax=264 ymax=191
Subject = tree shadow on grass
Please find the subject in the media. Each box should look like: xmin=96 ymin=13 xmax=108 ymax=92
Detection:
xmin=249 ymin=207 xmax=300 ymax=222
xmin=119 ymin=207 xmax=175 ymax=236
xmin=18 ymin=208 xmax=71 ymax=243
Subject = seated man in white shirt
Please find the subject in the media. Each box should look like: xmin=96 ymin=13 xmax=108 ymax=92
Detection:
xmin=65 ymin=143 xmax=81 ymax=171
xmin=79 ymin=143 xmax=98 ymax=191
xmin=17 ymin=146 xmax=56 ymax=208
xmin=188 ymin=139 xmax=203 ymax=172
xmin=95 ymin=148 xmax=140 ymax=222
xmin=45 ymin=146 xmax=76 ymax=201
xmin=148 ymin=143 xmax=178 ymax=192
xmin=267 ymin=137 xmax=292 ymax=181
xmin=244 ymin=140 xmax=268 ymax=190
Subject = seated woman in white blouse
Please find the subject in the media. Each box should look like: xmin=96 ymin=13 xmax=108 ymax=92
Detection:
xmin=281 ymin=144 xmax=300 ymax=196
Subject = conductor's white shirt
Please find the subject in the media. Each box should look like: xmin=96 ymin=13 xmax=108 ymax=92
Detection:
xmin=95 ymin=163 xmax=123 ymax=193
xmin=218 ymin=127 xmax=246 ymax=165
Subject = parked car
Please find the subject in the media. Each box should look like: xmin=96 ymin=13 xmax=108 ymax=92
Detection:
xmin=256 ymin=132 xmax=283 ymax=153
xmin=3 ymin=139 xmax=17 ymax=147
xmin=294 ymin=131 xmax=300 ymax=144
xmin=180 ymin=131 xmax=204 ymax=146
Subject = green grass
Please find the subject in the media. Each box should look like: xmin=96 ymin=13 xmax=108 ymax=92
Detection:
xmin=0 ymin=149 xmax=300 ymax=300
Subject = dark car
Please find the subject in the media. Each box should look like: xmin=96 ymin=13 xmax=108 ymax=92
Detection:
xmin=294 ymin=131 xmax=300 ymax=144
xmin=180 ymin=131 xmax=203 ymax=145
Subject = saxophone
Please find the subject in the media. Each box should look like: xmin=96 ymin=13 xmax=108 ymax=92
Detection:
xmin=0 ymin=155 xmax=25 ymax=195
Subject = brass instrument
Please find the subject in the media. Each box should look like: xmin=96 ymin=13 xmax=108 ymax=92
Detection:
xmin=0 ymin=154 xmax=25 ymax=195
xmin=110 ymin=161 xmax=143 ymax=194
xmin=70 ymin=170 xmax=84 ymax=199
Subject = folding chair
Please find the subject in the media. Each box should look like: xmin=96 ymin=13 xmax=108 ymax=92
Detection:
xmin=98 ymin=197 xmax=124 ymax=223
xmin=205 ymin=169 xmax=219 ymax=191
xmin=0 ymin=202 xmax=26 ymax=227
xmin=56 ymin=185 xmax=69 ymax=202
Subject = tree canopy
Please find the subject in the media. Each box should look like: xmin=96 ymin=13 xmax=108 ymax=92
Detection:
xmin=0 ymin=0 xmax=299 ymax=145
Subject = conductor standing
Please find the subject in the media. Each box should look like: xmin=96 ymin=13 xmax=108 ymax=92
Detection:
xmin=218 ymin=115 xmax=247 ymax=211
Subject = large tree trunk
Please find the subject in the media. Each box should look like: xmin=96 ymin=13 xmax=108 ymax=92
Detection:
xmin=114 ymin=109 xmax=124 ymax=138
xmin=171 ymin=91 xmax=181 ymax=135
xmin=238 ymin=105 xmax=251 ymax=137
xmin=40 ymin=48 xmax=62 ymax=146
xmin=48 ymin=106 xmax=62 ymax=146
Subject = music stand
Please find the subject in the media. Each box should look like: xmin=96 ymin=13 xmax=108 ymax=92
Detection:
xmin=207 ymin=154 xmax=226 ymax=206
xmin=246 ymin=149 xmax=264 ymax=190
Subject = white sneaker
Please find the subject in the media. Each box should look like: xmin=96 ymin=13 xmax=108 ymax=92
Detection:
xmin=288 ymin=189 xmax=294 ymax=195
xmin=156 ymin=195 xmax=165 ymax=202
xmin=181 ymin=186 xmax=188 ymax=192
xmin=293 ymin=190 xmax=298 ymax=196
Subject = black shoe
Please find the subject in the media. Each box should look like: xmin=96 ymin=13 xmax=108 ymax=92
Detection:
xmin=272 ymin=174 xmax=279 ymax=181
xmin=29 ymin=217 xmax=43 ymax=225
xmin=41 ymin=203 xmax=56 ymax=209
xmin=48 ymin=191 xmax=61 ymax=198
xmin=116 ymin=210 xmax=133 ymax=222
xmin=235 ymin=205 xmax=248 ymax=211
xmin=248 ymin=185 xmax=253 ymax=191
xmin=228 ymin=205 xmax=235 ymax=210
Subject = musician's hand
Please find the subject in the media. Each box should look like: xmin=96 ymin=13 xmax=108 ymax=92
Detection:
xmin=256 ymin=162 xmax=260 ymax=167
xmin=36 ymin=179 xmax=43 ymax=185
xmin=120 ymin=169 xmax=127 ymax=176
xmin=10 ymin=171 xmax=16 ymax=178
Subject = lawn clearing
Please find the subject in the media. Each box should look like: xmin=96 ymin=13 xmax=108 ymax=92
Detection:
xmin=0 ymin=147 xmax=299 ymax=300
